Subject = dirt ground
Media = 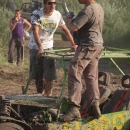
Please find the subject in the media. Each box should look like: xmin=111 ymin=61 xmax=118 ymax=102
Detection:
xmin=0 ymin=40 xmax=72 ymax=97
xmin=0 ymin=40 xmax=129 ymax=97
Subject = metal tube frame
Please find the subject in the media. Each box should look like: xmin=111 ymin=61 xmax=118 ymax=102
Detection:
xmin=24 ymin=47 xmax=130 ymax=97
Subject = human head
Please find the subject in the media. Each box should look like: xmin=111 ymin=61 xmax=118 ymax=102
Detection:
xmin=44 ymin=0 xmax=56 ymax=13
xmin=78 ymin=0 xmax=95 ymax=5
xmin=14 ymin=9 xmax=22 ymax=17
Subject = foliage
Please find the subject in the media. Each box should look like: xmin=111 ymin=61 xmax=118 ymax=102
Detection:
xmin=14 ymin=0 xmax=25 ymax=9
xmin=0 ymin=0 xmax=8 ymax=7
xmin=0 ymin=0 xmax=25 ymax=10
xmin=0 ymin=7 xmax=13 ymax=48
xmin=61 ymin=0 xmax=84 ymax=14
xmin=61 ymin=0 xmax=130 ymax=48
xmin=97 ymin=0 xmax=130 ymax=48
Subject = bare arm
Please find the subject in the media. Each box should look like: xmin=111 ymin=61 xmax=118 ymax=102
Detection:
xmin=32 ymin=24 xmax=43 ymax=57
xmin=9 ymin=19 xmax=17 ymax=31
xmin=23 ymin=19 xmax=32 ymax=32
xmin=60 ymin=25 xmax=77 ymax=50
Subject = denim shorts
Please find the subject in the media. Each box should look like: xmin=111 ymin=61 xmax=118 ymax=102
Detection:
xmin=30 ymin=49 xmax=57 ymax=80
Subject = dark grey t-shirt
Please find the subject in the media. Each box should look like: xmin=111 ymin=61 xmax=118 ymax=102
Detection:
xmin=72 ymin=2 xmax=104 ymax=45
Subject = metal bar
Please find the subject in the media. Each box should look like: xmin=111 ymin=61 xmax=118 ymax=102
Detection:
xmin=102 ymin=56 xmax=130 ymax=58
xmin=56 ymin=57 xmax=67 ymax=122
xmin=24 ymin=48 xmax=130 ymax=95
xmin=103 ymin=51 xmax=130 ymax=54
xmin=23 ymin=60 xmax=38 ymax=94
xmin=59 ymin=57 xmax=67 ymax=102
xmin=45 ymin=48 xmax=70 ymax=53
xmin=105 ymin=46 xmax=130 ymax=51
xmin=45 ymin=48 xmax=130 ymax=54
xmin=110 ymin=58 xmax=125 ymax=75
xmin=45 ymin=54 xmax=130 ymax=60
xmin=44 ymin=49 xmax=130 ymax=59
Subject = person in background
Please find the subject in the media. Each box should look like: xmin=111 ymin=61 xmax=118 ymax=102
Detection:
xmin=59 ymin=0 xmax=104 ymax=122
xmin=28 ymin=0 xmax=77 ymax=96
xmin=8 ymin=9 xmax=31 ymax=66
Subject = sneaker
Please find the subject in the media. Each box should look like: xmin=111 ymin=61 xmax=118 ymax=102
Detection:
xmin=88 ymin=100 xmax=101 ymax=119
xmin=59 ymin=106 xmax=81 ymax=122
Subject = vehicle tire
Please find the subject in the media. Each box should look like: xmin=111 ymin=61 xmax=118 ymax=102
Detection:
xmin=0 ymin=122 xmax=24 ymax=130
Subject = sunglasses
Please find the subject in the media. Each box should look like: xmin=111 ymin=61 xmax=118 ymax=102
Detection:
xmin=48 ymin=2 xmax=56 ymax=5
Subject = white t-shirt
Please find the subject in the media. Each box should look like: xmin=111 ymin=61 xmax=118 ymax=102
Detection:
xmin=28 ymin=8 xmax=65 ymax=50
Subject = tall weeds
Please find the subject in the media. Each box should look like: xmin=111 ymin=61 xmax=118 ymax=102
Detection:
xmin=0 ymin=7 xmax=13 ymax=62
xmin=97 ymin=0 xmax=130 ymax=48
xmin=0 ymin=7 xmax=13 ymax=48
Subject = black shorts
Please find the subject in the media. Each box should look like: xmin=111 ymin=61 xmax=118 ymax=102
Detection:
xmin=30 ymin=49 xmax=57 ymax=80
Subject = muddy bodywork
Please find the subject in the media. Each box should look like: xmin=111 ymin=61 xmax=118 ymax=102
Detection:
xmin=0 ymin=94 xmax=129 ymax=130
xmin=0 ymin=116 xmax=32 ymax=130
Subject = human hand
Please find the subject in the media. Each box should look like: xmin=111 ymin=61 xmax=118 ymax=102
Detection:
xmin=66 ymin=12 xmax=74 ymax=26
xmin=36 ymin=47 xmax=44 ymax=58
xmin=72 ymin=44 xmax=78 ymax=52
xmin=70 ymin=44 xmax=77 ymax=52
xmin=14 ymin=17 xmax=18 ymax=22
xmin=67 ymin=12 xmax=74 ymax=19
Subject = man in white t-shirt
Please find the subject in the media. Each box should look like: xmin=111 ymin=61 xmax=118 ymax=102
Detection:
xmin=28 ymin=0 xmax=77 ymax=96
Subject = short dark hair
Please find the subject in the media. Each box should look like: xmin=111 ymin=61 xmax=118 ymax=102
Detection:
xmin=15 ymin=9 xmax=22 ymax=13
xmin=44 ymin=0 xmax=48 ymax=4
xmin=44 ymin=0 xmax=56 ymax=4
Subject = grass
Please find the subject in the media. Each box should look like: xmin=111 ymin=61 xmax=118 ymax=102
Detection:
xmin=0 ymin=45 xmax=29 ymax=73
xmin=0 ymin=53 xmax=6 ymax=63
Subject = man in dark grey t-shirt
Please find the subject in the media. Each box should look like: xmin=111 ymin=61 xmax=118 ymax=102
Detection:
xmin=59 ymin=0 xmax=104 ymax=122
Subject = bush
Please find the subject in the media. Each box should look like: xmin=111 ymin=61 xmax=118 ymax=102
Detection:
xmin=65 ymin=0 xmax=130 ymax=48
xmin=0 ymin=7 xmax=13 ymax=48
xmin=14 ymin=0 xmax=25 ymax=9
xmin=97 ymin=0 xmax=130 ymax=48
xmin=0 ymin=0 xmax=25 ymax=11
